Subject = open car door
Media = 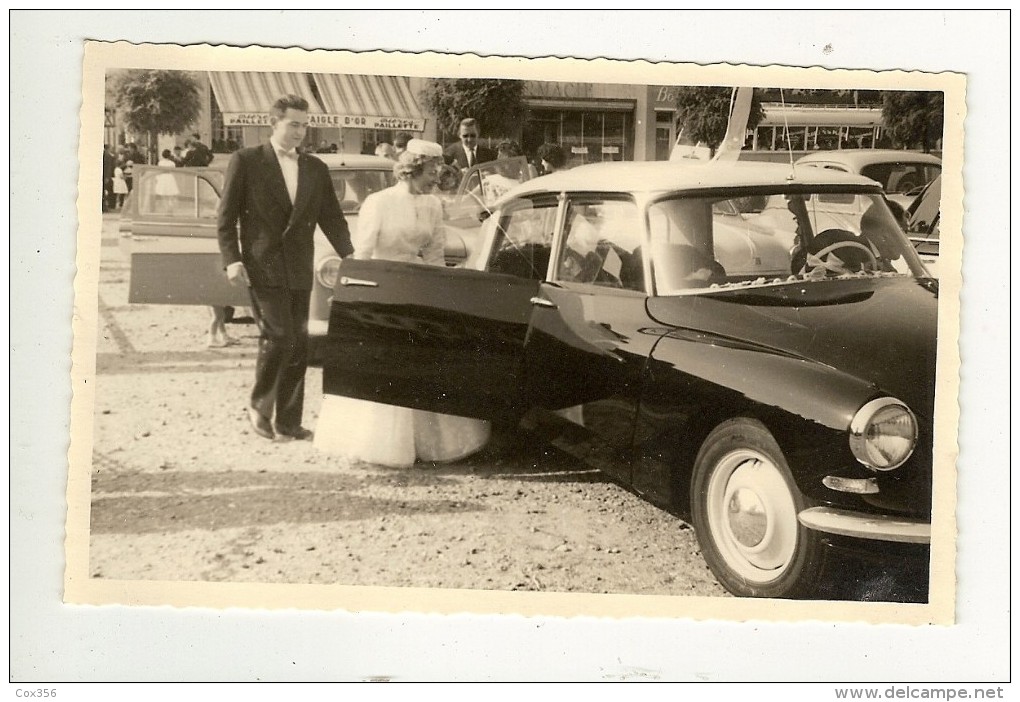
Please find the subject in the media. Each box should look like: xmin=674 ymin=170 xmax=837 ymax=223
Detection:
xmin=320 ymin=258 xmax=541 ymax=423
xmin=445 ymin=156 xmax=534 ymax=225
xmin=125 ymin=166 xmax=249 ymax=306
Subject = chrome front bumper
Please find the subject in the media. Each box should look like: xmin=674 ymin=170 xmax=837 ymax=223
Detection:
xmin=798 ymin=507 xmax=931 ymax=544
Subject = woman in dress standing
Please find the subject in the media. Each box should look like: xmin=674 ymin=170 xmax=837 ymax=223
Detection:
xmin=314 ymin=140 xmax=491 ymax=467
xmin=111 ymin=162 xmax=129 ymax=210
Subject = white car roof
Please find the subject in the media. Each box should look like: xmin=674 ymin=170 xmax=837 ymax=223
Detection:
xmin=504 ymin=159 xmax=884 ymax=201
xmin=795 ymin=149 xmax=943 ymax=170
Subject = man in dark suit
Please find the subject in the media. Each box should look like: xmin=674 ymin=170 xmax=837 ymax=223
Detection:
xmin=102 ymin=144 xmax=116 ymax=212
xmin=183 ymin=133 xmax=214 ymax=167
xmin=442 ymin=118 xmax=497 ymax=170
xmin=218 ymin=94 xmax=353 ymax=441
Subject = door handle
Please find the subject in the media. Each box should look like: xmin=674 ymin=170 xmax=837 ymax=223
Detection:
xmin=530 ymin=296 xmax=557 ymax=309
xmin=339 ymin=276 xmax=378 ymax=287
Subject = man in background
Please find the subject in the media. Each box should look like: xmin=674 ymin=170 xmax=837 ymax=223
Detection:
xmin=183 ymin=132 xmax=214 ymax=166
xmin=443 ymin=118 xmax=496 ymax=170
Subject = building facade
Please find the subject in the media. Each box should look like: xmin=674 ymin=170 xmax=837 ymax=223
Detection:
xmin=104 ymin=71 xmax=892 ymax=166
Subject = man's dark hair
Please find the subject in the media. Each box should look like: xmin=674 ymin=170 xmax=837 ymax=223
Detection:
xmin=270 ymin=94 xmax=310 ymax=118
xmin=537 ymin=143 xmax=566 ymax=169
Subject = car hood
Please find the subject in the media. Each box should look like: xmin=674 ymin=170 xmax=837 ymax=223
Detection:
xmin=646 ymin=276 xmax=938 ymax=417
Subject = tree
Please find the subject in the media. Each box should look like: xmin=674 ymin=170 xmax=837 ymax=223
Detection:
xmin=420 ymin=79 xmax=526 ymax=143
xmin=882 ymin=91 xmax=944 ymax=153
xmin=674 ymin=87 xmax=766 ymax=156
xmin=108 ymin=69 xmax=203 ymax=163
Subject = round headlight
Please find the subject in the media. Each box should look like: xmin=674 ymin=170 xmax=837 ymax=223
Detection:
xmin=849 ymin=397 xmax=918 ymax=471
xmin=315 ymin=256 xmax=342 ymax=289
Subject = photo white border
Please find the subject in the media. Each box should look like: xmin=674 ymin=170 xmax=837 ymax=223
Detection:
xmin=11 ymin=10 xmax=1010 ymax=682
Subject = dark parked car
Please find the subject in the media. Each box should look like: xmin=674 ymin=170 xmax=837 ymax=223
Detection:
xmin=906 ymin=174 xmax=942 ymax=277
xmin=321 ymin=160 xmax=938 ymax=600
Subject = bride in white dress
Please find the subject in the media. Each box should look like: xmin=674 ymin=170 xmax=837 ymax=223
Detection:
xmin=314 ymin=140 xmax=491 ymax=467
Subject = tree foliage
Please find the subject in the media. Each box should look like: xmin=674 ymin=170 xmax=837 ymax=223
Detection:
xmin=420 ymin=79 xmax=526 ymax=142
xmin=674 ymin=87 xmax=766 ymax=154
xmin=109 ymin=70 xmax=203 ymax=161
xmin=881 ymin=91 xmax=944 ymax=153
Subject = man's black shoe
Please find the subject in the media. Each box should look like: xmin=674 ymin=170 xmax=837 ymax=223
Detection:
xmin=273 ymin=426 xmax=313 ymax=442
xmin=248 ymin=408 xmax=275 ymax=440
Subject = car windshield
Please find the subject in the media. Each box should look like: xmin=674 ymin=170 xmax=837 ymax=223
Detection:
xmin=330 ymin=169 xmax=394 ymax=213
xmin=649 ymin=188 xmax=931 ymax=294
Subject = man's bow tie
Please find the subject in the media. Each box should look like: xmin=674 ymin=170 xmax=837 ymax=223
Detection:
xmin=277 ymin=148 xmax=298 ymax=161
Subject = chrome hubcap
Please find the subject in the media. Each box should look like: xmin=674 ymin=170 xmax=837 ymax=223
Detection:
xmin=706 ymin=451 xmax=799 ymax=583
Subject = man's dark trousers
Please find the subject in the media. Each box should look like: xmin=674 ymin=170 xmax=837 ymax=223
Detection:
xmin=249 ymin=286 xmax=310 ymax=432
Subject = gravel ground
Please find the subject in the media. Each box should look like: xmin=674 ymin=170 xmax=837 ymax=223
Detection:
xmin=86 ymin=215 xmax=729 ymax=599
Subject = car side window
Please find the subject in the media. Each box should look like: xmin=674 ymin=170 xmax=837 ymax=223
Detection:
xmin=557 ymin=199 xmax=644 ymax=291
xmin=196 ymin=177 xmax=219 ymax=218
xmin=137 ymin=170 xmax=220 ymax=219
xmin=487 ymin=198 xmax=558 ymax=280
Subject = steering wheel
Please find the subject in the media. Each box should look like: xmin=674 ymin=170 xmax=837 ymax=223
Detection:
xmin=809 ymin=240 xmax=879 ymax=274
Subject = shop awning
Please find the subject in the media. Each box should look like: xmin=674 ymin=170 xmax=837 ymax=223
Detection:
xmin=209 ymin=71 xmax=324 ymax=127
xmin=310 ymin=73 xmax=426 ymax=132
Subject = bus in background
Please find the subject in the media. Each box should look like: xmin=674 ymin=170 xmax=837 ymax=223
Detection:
xmin=739 ymin=102 xmax=886 ymax=163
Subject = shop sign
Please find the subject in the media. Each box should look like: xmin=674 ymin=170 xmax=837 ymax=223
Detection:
xmin=601 ymin=146 xmax=620 ymax=154
xmin=570 ymin=146 xmax=589 ymax=154
xmin=223 ymin=113 xmax=274 ymax=127
xmin=307 ymin=114 xmax=425 ymax=131
xmin=654 ymin=86 xmax=681 ymax=107
xmin=224 ymin=113 xmax=425 ymax=131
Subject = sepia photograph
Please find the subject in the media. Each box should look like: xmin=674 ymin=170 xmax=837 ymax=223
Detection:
xmin=69 ymin=39 xmax=962 ymax=618
xmin=12 ymin=10 xmax=1009 ymax=684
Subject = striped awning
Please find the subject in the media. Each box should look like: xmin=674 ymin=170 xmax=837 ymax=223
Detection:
xmin=209 ymin=71 xmax=324 ymax=127
xmin=310 ymin=73 xmax=425 ymax=132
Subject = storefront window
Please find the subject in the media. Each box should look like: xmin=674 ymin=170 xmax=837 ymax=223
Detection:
xmin=523 ymin=108 xmax=633 ymax=168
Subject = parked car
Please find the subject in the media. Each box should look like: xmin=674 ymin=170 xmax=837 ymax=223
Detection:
xmin=321 ymin=160 xmax=938 ymax=600
xmin=795 ymin=149 xmax=942 ymax=210
xmin=120 ymin=153 xmax=531 ymax=350
xmin=906 ymin=174 xmax=941 ymax=277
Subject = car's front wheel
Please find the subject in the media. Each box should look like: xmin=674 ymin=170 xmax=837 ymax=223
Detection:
xmin=690 ymin=418 xmax=826 ymax=599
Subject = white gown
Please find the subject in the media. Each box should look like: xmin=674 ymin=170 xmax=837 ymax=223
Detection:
xmin=314 ymin=184 xmax=491 ymax=468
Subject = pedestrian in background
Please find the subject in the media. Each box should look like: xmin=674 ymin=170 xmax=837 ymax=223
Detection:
xmin=183 ymin=133 xmax=214 ymax=167
xmin=537 ymin=142 xmax=567 ymax=174
xmin=374 ymin=142 xmax=397 ymax=160
xmin=393 ymin=131 xmax=412 ymax=157
xmin=111 ymin=163 xmax=129 ymax=209
xmin=102 ymin=144 xmax=116 ymax=212
xmin=122 ymin=159 xmax=134 ymax=194
xmin=443 ymin=118 xmax=496 ymax=170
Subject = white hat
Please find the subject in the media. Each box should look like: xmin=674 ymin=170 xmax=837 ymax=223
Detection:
xmin=405 ymin=138 xmax=443 ymax=159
